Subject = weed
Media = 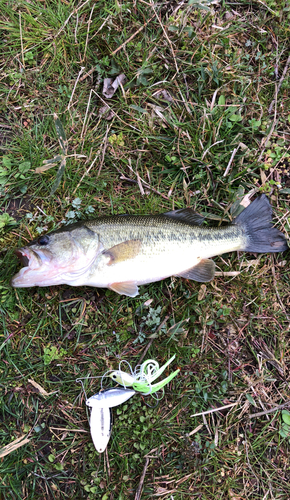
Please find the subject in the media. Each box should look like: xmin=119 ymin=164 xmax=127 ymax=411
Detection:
xmin=43 ymin=345 xmax=67 ymax=366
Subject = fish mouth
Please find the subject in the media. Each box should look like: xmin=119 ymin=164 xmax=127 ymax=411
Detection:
xmin=14 ymin=249 xmax=30 ymax=268
xmin=14 ymin=247 xmax=42 ymax=270
xmin=11 ymin=247 xmax=45 ymax=287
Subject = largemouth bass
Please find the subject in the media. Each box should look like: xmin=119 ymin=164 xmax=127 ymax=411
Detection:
xmin=11 ymin=195 xmax=288 ymax=297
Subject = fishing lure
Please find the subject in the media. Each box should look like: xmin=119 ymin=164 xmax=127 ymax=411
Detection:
xmin=86 ymin=387 xmax=135 ymax=453
xmin=89 ymin=406 xmax=112 ymax=454
xmin=86 ymin=387 xmax=136 ymax=409
xmin=80 ymin=355 xmax=179 ymax=454
xmin=109 ymin=354 xmax=180 ymax=395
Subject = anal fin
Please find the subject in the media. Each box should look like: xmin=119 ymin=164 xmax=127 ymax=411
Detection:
xmin=177 ymin=259 xmax=215 ymax=282
xmin=109 ymin=281 xmax=139 ymax=297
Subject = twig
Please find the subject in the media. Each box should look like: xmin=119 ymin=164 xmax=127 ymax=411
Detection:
xmin=149 ymin=1 xmax=179 ymax=75
xmin=82 ymin=4 xmax=95 ymax=62
xmin=201 ymin=139 xmax=224 ymax=161
xmin=105 ymin=447 xmax=111 ymax=477
xmin=74 ymin=12 xmax=79 ymax=44
xmin=92 ymin=90 xmax=141 ymax=132
xmin=75 ymin=121 xmax=114 ymax=192
xmin=97 ymin=124 xmax=110 ymax=177
xmin=269 ymin=53 xmax=290 ymax=113
xmin=223 ymin=145 xmax=239 ymax=177
xmin=89 ymin=15 xmax=111 ymax=41
xmin=55 ymin=0 xmax=91 ymax=38
xmin=172 ymin=0 xmax=186 ymax=15
xmin=271 ymin=258 xmax=290 ymax=324
xmin=134 ymin=457 xmax=150 ymax=500
xmin=68 ymin=66 xmax=85 ymax=111
xmin=72 ymin=155 xmax=99 ymax=195
xmin=214 ymin=271 xmax=240 ymax=277
xmin=81 ymin=88 xmax=93 ymax=139
xmin=257 ymin=0 xmax=277 ymax=14
xmin=111 ymin=15 xmax=154 ymax=56
xmin=49 ymin=427 xmax=88 ymax=433
xmin=260 ymin=144 xmax=290 ymax=186
xmin=0 ymin=435 xmax=30 ymax=458
xmin=202 ymin=414 xmax=212 ymax=435
xmin=137 ymin=339 xmax=154 ymax=366
xmin=144 ymin=444 xmax=166 ymax=458
xmin=190 ymin=402 xmax=238 ymax=418
xmin=80 ymin=67 xmax=96 ymax=82
xmin=180 ymin=423 xmax=204 ymax=438
xmin=117 ymin=172 xmax=170 ymax=201
xmin=249 ymin=400 xmax=290 ymax=418
xmin=19 ymin=12 xmax=25 ymax=69
xmin=258 ymin=84 xmax=278 ymax=162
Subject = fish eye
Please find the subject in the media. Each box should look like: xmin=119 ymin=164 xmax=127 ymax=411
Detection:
xmin=38 ymin=235 xmax=50 ymax=245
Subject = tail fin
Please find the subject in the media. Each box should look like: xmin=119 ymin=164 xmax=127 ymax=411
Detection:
xmin=235 ymin=194 xmax=288 ymax=253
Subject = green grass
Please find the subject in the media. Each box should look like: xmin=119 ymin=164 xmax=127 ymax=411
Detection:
xmin=1 ymin=0 xmax=290 ymax=498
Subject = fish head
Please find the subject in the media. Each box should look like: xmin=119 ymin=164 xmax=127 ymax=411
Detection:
xmin=11 ymin=224 xmax=100 ymax=288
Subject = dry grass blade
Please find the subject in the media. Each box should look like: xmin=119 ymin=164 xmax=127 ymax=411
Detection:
xmin=134 ymin=457 xmax=150 ymax=500
xmin=0 ymin=435 xmax=30 ymax=458
xmin=191 ymin=402 xmax=239 ymax=417
xmin=268 ymin=53 xmax=290 ymax=113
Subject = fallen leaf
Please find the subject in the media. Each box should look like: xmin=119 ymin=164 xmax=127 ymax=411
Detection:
xmin=98 ymin=104 xmax=115 ymax=120
xmin=28 ymin=378 xmax=50 ymax=396
xmin=228 ymin=489 xmax=245 ymax=500
xmin=102 ymin=73 xmax=126 ymax=98
xmin=240 ymin=188 xmax=258 ymax=208
xmin=35 ymin=163 xmax=58 ymax=173
xmin=198 ymin=284 xmax=207 ymax=301
xmin=152 ymin=89 xmax=174 ymax=103
xmin=260 ymin=168 xmax=267 ymax=185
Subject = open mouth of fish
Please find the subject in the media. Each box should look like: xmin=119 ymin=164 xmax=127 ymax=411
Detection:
xmin=11 ymin=245 xmax=98 ymax=288
xmin=11 ymin=247 xmax=47 ymax=287
xmin=14 ymin=249 xmax=30 ymax=268
xmin=14 ymin=247 xmax=43 ymax=270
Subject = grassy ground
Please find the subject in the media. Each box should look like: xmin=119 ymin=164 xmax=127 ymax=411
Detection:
xmin=1 ymin=0 xmax=290 ymax=498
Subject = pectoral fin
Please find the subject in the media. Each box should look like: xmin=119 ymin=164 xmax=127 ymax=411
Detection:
xmin=109 ymin=281 xmax=139 ymax=297
xmin=177 ymin=259 xmax=215 ymax=282
xmin=103 ymin=240 xmax=141 ymax=266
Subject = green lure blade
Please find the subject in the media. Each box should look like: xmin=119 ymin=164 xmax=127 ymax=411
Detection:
xmin=138 ymin=354 xmax=176 ymax=384
xmin=133 ymin=368 xmax=180 ymax=395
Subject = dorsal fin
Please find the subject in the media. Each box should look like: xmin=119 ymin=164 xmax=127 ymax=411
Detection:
xmin=163 ymin=208 xmax=205 ymax=226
